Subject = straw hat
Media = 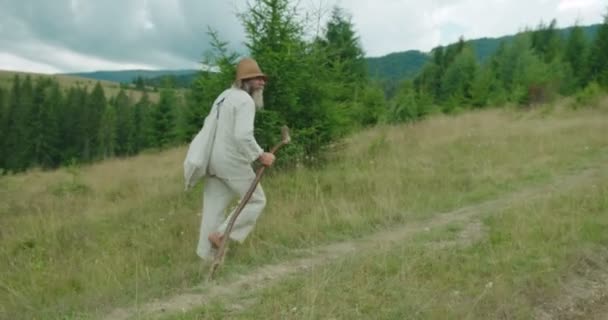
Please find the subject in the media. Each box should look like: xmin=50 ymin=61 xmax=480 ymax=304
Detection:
xmin=235 ymin=57 xmax=267 ymax=81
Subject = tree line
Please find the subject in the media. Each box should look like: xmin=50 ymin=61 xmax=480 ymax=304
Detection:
xmin=390 ymin=16 xmax=608 ymax=121
xmin=1 ymin=0 xmax=607 ymax=174
xmin=0 ymin=78 xmax=188 ymax=172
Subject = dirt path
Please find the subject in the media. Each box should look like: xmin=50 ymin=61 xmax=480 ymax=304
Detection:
xmin=534 ymin=247 xmax=608 ymax=320
xmin=534 ymin=272 xmax=608 ymax=320
xmin=104 ymin=167 xmax=605 ymax=320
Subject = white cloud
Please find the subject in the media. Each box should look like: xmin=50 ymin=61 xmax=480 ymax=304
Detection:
xmin=351 ymin=0 xmax=604 ymax=56
xmin=558 ymin=0 xmax=599 ymax=11
xmin=69 ymin=0 xmax=81 ymax=15
xmin=0 ymin=0 xmax=605 ymax=72
xmin=0 ymin=52 xmax=61 ymax=74
xmin=336 ymin=0 xmax=445 ymax=56
xmin=136 ymin=6 xmax=156 ymax=31
xmin=42 ymin=46 xmax=158 ymax=72
xmin=6 ymin=40 xmax=159 ymax=73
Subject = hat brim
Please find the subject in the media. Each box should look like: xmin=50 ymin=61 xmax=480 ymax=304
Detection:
xmin=241 ymin=73 xmax=268 ymax=81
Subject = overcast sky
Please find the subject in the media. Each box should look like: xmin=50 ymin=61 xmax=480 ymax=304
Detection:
xmin=0 ymin=0 xmax=604 ymax=74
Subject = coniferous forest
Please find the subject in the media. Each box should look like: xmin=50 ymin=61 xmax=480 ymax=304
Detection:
xmin=1 ymin=1 xmax=607 ymax=174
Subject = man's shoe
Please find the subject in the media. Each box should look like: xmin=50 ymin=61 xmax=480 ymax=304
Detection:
xmin=208 ymin=232 xmax=224 ymax=249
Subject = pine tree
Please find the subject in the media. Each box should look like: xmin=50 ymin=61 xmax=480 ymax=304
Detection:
xmin=470 ymin=64 xmax=495 ymax=108
xmin=36 ymin=80 xmax=62 ymax=168
xmin=0 ymin=87 xmax=6 ymax=171
xmin=240 ymin=0 xmax=349 ymax=155
xmin=389 ymin=80 xmax=420 ymax=122
xmin=60 ymin=87 xmax=87 ymax=163
xmin=352 ymin=85 xmax=387 ymax=126
xmin=98 ymin=104 xmax=117 ymax=158
xmin=487 ymin=41 xmax=507 ymax=92
xmin=564 ymin=23 xmax=589 ymax=90
xmin=432 ymin=46 xmax=445 ymax=69
xmin=443 ymin=37 xmax=466 ymax=67
xmin=318 ymin=7 xmax=380 ymax=127
xmin=321 ymin=7 xmax=367 ymax=87
xmin=492 ymin=34 xmax=533 ymax=95
xmin=133 ymin=92 xmax=151 ymax=153
xmin=531 ymin=19 xmax=563 ymax=63
xmin=3 ymin=76 xmax=20 ymax=171
xmin=512 ymin=45 xmax=553 ymax=105
xmin=83 ymin=82 xmax=107 ymax=161
xmin=30 ymin=77 xmax=47 ymax=168
xmin=134 ymin=76 xmax=146 ymax=91
xmin=240 ymin=0 xmax=306 ymax=122
xmin=30 ymin=77 xmax=56 ymax=168
xmin=150 ymin=86 xmax=176 ymax=148
xmin=113 ymin=90 xmax=135 ymax=156
xmin=588 ymin=11 xmax=608 ymax=87
xmin=241 ymin=0 xmax=308 ymax=151
xmin=413 ymin=45 xmax=447 ymax=104
xmin=414 ymin=61 xmax=441 ymax=104
xmin=7 ymin=76 xmax=35 ymax=171
xmin=440 ymin=46 xmax=477 ymax=110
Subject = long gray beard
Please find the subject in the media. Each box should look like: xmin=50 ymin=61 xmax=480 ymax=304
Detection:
xmin=251 ymin=88 xmax=264 ymax=110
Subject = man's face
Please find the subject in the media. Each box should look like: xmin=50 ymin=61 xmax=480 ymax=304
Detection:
xmin=245 ymin=76 xmax=266 ymax=109
xmin=247 ymin=76 xmax=266 ymax=93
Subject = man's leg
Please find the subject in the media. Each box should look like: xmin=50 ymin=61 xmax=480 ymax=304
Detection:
xmin=218 ymin=178 xmax=267 ymax=242
xmin=197 ymin=176 xmax=234 ymax=260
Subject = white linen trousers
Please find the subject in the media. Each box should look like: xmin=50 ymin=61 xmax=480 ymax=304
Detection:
xmin=196 ymin=176 xmax=266 ymax=260
xmin=196 ymin=87 xmax=266 ymax=260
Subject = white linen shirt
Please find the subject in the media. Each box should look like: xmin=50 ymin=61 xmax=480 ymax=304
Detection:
xmin=207 ymin=87 xmax=264 ymax=179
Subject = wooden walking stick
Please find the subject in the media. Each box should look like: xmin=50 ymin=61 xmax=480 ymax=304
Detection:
xmin=207 ymin=126 xmax=291 ymax=281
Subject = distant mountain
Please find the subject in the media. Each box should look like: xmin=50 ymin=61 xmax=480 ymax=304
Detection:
xmin=366 ymin=50 xmax=429 ymax=82
xmin=143 ymin=72 xmax=200 ymax=88
xmin=365 ymin=23 xmax=601 ymax=82
xmin=61 ymin=69 xmax=199 ymax=84
xmin=62 ymin=24 xmax=601 ymax=88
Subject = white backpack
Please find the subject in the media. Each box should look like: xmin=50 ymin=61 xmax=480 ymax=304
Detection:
xmin=183 ymin=96 xmax=225 ymax=191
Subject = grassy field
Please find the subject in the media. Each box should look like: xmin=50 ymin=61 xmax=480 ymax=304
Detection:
xmin=0 ymin=70 xmax=160 ymax=102
xmin=168 ymin=169 xmax=608 ymax=319
xmin=1 ymin=98 xmax=607 ymax=319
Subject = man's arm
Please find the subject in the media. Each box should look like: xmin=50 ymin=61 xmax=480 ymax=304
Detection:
xmin=234 ymin=100 xmax=264 ymax=163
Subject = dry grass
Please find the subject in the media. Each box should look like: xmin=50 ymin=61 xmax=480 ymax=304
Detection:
xmin=203 ymin=171 xmax=607 ymax=320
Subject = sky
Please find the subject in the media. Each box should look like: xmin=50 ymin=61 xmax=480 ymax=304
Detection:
xmin=0 ymin=0 xmax=604 ymax=74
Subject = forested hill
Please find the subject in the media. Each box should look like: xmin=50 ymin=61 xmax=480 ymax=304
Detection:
xmin=366 ymin=50 xmax=429 ymax=82
xmin=366 ymin=23 xmax=600 ymax=82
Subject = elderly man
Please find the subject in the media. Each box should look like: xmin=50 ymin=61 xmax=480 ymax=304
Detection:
xmin=196 ymin=57 xmax=275 ymax=260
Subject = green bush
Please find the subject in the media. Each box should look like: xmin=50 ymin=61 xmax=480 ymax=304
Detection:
xmin=572 ymin=81 xmax=603 ymax=109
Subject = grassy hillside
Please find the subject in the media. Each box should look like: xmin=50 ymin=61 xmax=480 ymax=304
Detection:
xmin=184 ymin=171 xmax=608 ymax=319
xmin=0 ymin=70 xmax=160 ymax=102
xmin=63 ymin=69 xmax=199 ymax=85
xmin=1 ymin=97 xmax=607 ymax=319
